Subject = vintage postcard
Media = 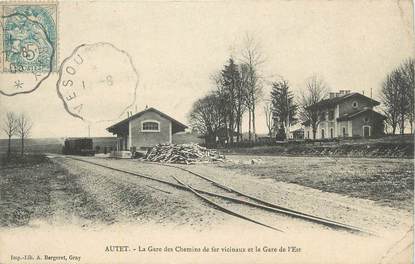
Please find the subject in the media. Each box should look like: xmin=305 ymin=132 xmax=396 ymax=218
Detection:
xmin=0 ymin=0 xmax=413 ymax=263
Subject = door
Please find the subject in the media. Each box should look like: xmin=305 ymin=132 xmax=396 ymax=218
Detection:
xmin=363 ymin=126 xmax=370 ymax=137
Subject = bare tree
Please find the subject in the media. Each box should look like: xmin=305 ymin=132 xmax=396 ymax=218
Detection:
xmin=381 ymin=58 xmax=414 ymax=134
xmin=399 ymin=58 xmax=414 ymax=133
xmin=263 ymin=101 xmax=273 ymax=138
xmin=239 ymin=33 xmax=265 ymax=142
xmin=235 ymin=63 xmax=250 ymax=142
xmin=188 ymin=92 xmax=223 ymax=147
xmin=16 ymin=113 xmax=33 ymax=156
xmin=299 ymin=75 xmax=329 ymax=139
xmin=2 ymin=112 xmax=17 ymax=158
xmin=381 ymin=71 xmax=400 ymax=134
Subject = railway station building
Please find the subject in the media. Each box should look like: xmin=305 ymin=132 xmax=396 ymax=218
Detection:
xmin=107 ymin=107 xmax=188 ymax=151
xmin=302 ymin=90 xmax=386 ymax=139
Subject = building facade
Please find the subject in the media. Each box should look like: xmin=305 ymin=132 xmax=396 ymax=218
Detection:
xmin=107 ymin=107 xmax=188 ymax=151
xmin=303 ymin=90 xmax=386 ymax=139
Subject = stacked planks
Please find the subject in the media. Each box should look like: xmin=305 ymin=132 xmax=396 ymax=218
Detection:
xmin=145 ymin=143 xmax=224 ymax=164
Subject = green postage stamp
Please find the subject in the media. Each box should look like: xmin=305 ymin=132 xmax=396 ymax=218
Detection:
xmin=0 ymin=2 xmax=57 ymax=95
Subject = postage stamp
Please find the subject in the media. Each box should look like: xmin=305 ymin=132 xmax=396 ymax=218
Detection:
xmin=0 ymin=2 xmax=57 ymax=96
xmin=2 ymin=3 xmax=57 ymax=73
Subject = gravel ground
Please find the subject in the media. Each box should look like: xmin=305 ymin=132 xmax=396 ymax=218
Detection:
xmin=220 ymin=155 xmax=414 ymax=210
xmin=1 ymin=155 xmax=412 ymax=263
xmin=60 ymin=156 xmax=412 ymax=235
xmin=49 ymin=156 xmax=227 ymax=230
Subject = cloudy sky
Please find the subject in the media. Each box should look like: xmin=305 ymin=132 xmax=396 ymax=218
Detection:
xmin=0 ymin=0 xmax=413 ymax=138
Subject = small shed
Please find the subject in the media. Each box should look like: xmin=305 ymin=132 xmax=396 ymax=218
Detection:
xmin=107 ymin=107 xmax=188 ymax=151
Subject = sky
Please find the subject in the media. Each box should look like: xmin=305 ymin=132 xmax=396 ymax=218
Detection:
xmin=0 ymin=0 xmax=414 ymax=139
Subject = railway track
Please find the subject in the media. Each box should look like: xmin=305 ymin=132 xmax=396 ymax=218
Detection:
xmin=61 ymin=155 xmax=375 ymax=235
xmin=147 ymin=161 xmax=374 ymax=233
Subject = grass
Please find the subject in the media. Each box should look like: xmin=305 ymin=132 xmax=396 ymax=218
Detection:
xmin=220 ymin=156 xmax=414 ymax=211
xmin=222 ymin=142 xmax=414 ymax=159
xmin=0 ymin=154 xmax=53 ymax=227
xmin=0 ymin=153 xmax=113 ymax=227
xmin=0 ymin=153 xmax=48 ymax=167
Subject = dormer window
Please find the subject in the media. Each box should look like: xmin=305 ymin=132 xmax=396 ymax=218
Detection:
xmin=352 ymin=101 xmax=358 ymax=109
xmin=141 ymin=120 xmax=160 ymax=132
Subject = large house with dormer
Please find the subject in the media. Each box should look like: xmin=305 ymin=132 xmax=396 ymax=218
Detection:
xmin=303 ymin=90 xmax=386 ymax=139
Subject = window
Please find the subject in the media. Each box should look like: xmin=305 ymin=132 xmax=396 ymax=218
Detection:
xmin=342 ymin=127 xmax=347 ymax=137
xmin=141 ymin=120 xmax=160 ymax=132
xmin=364 ymin=117 xmax=369 ymax=123
xmin=321 ymin=129 xmax=325 ymax=139
xmin=330 ymin=128 xmax=334 ymax=138
xmin=328 ymin=110 xmax=335 ymax=120
xmin=352 ymin=101 xmax=358 ymax=109
xmin=307 ymin=131 xmax=310 ymax=139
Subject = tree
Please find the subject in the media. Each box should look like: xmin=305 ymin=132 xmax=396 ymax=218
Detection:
xmin=396 ymin=70 xmax=409 ymax=134
xmin=16 ymin=113 xmax=33 ymax=156
xmin=275 ymin=125 xmax=286 ymax=141
xmin=2 ymin=112 xmax=17 ymax=158
xmin=220 ymin=58 xmax=241 ymax=144
xmin=381 ymin=58 xmax=414 ymax=134
xmin=270 ymin=79 xmax=297 ymax=139
xmin=381 ymin=71 xmax=400 ymax=134
xmin=263 ymin=101 xmax=273 ymax=138
xmin=188 ymin=93 xmax=223 ymax=147
xmin=398 ymin=58 xmax=414 ymax=133
xmin=299 ymin=75 xmax=329 ymax=139
xmin=235 ymin=63 xmax=250 ymax=142
xmin=239 ymin=33 xmax=265 ymax=142
xmin=212 ymin=58 xmax=249 ymax=144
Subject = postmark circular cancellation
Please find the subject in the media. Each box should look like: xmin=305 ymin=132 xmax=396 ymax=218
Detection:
xmin=0 ymin=3 xmax=57 ymax=96
xmin=57 ymin=42 xmax=138 ymax=123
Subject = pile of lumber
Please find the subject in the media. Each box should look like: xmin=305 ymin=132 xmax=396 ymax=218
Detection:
xmin=145 ymin=143 xmax=224 ymax=164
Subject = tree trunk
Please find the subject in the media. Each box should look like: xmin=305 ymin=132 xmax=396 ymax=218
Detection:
xmin=21 ymin=136 xmax=24 ymax=157
xmin=223 ymin=115 xmax=228 ymax=147
xmin=252 ymin=103 xmax=256 ymax=142
xmin=248 ymin=109 xmax=252 ymax=142
xmin=236 ymin=102 xmax=242 ymax=142
xmin=400 ymin=114 xmax=405 ymax=134
xmin=239 ymin=118 xmax=243 ymax=142
xmin=7 ymin=135 xmax=11 ymax=158
xmin=229 ymin=106 xmax=234 ymax=145
xmin=229 ymin=121 xmax=233 ymax=145
xmin=236 ymin=116 xmax=241 ymax=142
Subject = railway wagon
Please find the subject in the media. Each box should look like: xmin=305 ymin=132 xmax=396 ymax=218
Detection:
xmin=62 ymin=138 xmax=95 ymax=156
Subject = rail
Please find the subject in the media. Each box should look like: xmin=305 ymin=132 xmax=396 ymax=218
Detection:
xmin=62 ymin=156 xmax=375 ymax=235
